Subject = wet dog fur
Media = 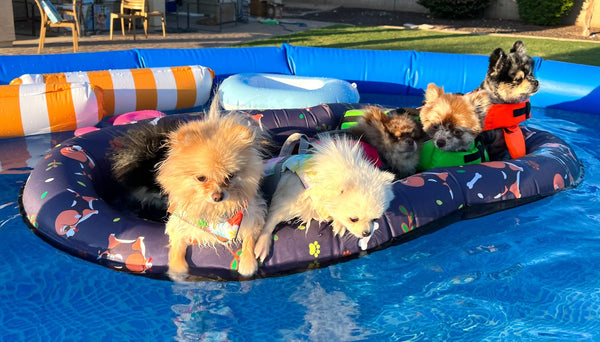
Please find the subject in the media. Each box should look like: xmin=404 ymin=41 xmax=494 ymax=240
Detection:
xmin=254 ymin=135 xmax=395 ymax=262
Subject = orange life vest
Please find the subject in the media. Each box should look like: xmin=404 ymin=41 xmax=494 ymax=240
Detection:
xmin=483 ymin=101 xmax=531 ymax=159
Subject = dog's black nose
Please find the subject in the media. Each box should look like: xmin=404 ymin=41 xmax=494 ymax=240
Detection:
xmin=212 ymin=192 xmax=224 ymax=202
xmin=436 ymin=139 xmax=446 ymax=148
xmin=362 ymin=231 xmax=371 ymax=237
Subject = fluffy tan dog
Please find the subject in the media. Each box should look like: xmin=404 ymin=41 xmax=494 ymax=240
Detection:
xmin=156 ymin=100 xmax=267 ymax=281
xmin=254 ymin=135 xmax=395 ymax=262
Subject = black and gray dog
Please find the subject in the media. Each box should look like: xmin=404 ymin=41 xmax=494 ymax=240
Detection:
xmin=478 ymin=40 xmax=540 ymax=160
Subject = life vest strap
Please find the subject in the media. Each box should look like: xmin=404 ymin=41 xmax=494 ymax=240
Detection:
xmin=503 ymin=126 xmax=527 ymax=159
xmin=463 ymin=139 xmax=488 ymax=164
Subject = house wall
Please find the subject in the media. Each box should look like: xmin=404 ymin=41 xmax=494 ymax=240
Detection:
xmin=1 ymin=1 xmax=16 ymax=47
xmin=295 ymin=0 xmax=600 ymax=27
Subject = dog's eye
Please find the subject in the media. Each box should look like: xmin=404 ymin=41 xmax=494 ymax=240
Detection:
xmin=196 ymin=175 xmax=207 ymax=183
xmin=349 ymin=217 xmax=359 ymax=223
xmin=514 ymin=76 xmax=524 ymax=84
xmin=431 ymin=124 xmax=440 ymax=130
xmin=223 ymin=173 xmax=234 ymax=186
xmin=453 ymin=129 xmax=463 ymax=137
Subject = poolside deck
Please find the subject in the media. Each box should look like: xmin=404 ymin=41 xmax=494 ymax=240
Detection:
xmin=3 ymin=3 xmax=335 ymax=56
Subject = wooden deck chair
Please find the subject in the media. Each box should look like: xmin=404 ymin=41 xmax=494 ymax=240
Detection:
xmin=110 ymin=0 xmax=166 ymax=40
xmin=56 ymin=0 xmax=83 ymax=37
xmin=34 ymin=0 xmax=79 ymax=54
xmin=145 ymin=8 xmax=167 ymax=38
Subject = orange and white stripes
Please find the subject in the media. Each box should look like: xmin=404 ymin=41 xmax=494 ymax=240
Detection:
xmin=11 ymin=65 xmax=215 ymax=116
xmin=0 ymin=83 xmax=104 ymax=138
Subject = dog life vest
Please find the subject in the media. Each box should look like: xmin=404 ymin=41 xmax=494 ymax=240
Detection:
xmin=168 ymin=205 xmax=243 ymax=243
xmin=483 ymin=100 xmax=531 ymax=159
xmin=340 ymin=109 xmax=391 ymax=129
xmin=418 ymin=139 xmax=489 ymax=171
xmin=339 ymin=108 xmax=421 ymax=130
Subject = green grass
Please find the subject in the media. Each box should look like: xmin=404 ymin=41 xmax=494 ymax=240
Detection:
xmin=235 ymin=25 xmax=600 ymax=66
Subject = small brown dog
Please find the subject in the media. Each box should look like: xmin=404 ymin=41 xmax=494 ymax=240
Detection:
xmin=156 ymin=99 xmax=268 ymax=281
xmin=419 ymin=83 xmax=491 ymax=153
xmin=349 ymin=106 xmax=425 ymax=178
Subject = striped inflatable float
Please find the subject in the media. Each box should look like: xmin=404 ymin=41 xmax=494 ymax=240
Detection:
xmin=11 ymin=65 xmax=215 ymax=116
xmin=0 ymin=83 xmax=104 ymax=138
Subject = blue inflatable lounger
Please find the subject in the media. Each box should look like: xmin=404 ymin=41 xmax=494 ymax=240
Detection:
xmin=218 ymin=73 xmax=360 ymax=110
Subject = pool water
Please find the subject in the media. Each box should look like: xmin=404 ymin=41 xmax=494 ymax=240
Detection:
xmin=1 ymin=100 xmax=599 ymax=341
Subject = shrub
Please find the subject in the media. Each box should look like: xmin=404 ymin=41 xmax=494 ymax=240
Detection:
xmin=417 ymin=0 xmax=492 ymax=19
xmin=517 ymin=0 xmax=574 ymax=26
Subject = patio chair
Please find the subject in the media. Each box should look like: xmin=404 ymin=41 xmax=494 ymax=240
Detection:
xmin=55 ymin=0 xmax=83 ymax=37
xmin=34 ymin=0 xmax=79 ymax=53
xmin=109 ymin=0 xmax=166 ymax=40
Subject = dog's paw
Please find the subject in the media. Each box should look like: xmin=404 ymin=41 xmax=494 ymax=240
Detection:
xmin=167 ymin=270 xmax=189 ymax=282
xmin=254 ymin=233 xmax=273 ymax=262
xmin=237 ymin=252 xmax=258 ymax=278
xmin=167 ymin=259 xmax=189 ymax=282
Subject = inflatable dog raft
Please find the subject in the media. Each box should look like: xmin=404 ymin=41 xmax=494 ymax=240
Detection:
xmin=19 ymin=103 xmax=584 ymax=281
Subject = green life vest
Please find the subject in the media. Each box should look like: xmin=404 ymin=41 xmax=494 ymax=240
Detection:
xmin=340 ymin=109 xmax=391 ymax=130
xmin=418 ymin=139 xmax=489 ymax=171
xmin=340 ymin=107 xmax=422 ymax=130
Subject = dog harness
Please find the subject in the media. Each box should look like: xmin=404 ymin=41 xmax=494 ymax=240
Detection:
xmin=264 ymin=154 xmax=317 ymax=189
xmin=418 ymin=139 xmax=489 ymax=171
xmin=263 ymin=133 xmax=382 ymax=193
xmin=168 ymin=205 xmax=244 ymax=243
xmin=483 ymin=100 xmax=531 ymax=159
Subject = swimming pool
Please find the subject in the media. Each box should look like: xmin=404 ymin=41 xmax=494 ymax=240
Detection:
xmin=1 ymin=44 xmax=599 ymax=340
xmin=1 ymin=98 xmax=599 ymax=340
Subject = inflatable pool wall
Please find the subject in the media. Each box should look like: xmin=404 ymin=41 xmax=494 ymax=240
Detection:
xmin=0 ymin=44 xmax=598 ymax=115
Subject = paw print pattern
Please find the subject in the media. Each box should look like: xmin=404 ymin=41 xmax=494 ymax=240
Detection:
xmin=309 ymin=241 xmax=320 ymax=258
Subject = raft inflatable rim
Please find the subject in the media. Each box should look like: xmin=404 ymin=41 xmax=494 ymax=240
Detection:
xmin=18 ymin=104 xmax=584 ymax=281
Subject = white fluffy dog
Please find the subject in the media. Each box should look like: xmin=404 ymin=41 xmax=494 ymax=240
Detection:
xmin=255 ymin=135 xmax=396 ymax=262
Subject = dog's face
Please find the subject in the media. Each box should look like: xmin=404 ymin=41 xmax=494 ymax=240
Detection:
xmin=157 ymin=117 xmax=263 ymax=220
xmin=364 ymin=106 xmax=424 ymax=154
xmin=350 ymin=106 xmax=424 ymax=176
xmin=482 ymin=40 xmax=539 ymax=104
xmin=420 ymin=83 xmax=491 ymax=152
xmin=327 ymin=180 xmax=394 ymax=238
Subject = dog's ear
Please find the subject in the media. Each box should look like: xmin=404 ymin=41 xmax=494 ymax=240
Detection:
xmin=466 ymin=90 xmax=491 ymax=124
xmin=230 ymin=124 xmax=254 ymax=144
xmin=488 ymin=48 xmax=507 ymax=77
xmin=424 ymin=83 xmax=444 ymax=103
xmin=364 ymin=106 xmax=388 ymax=123
xmin=510 ymin=40 xmax=527 ymax=54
